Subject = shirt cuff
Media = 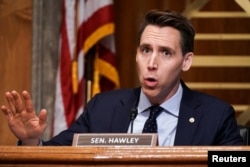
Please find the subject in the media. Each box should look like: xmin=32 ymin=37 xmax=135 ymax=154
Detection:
xmin=16 ymin=139 xmax=43 ymax=146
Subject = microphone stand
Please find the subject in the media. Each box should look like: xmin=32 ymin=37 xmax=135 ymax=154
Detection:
xmin=130 ymin=107 xmax=138 ymax=133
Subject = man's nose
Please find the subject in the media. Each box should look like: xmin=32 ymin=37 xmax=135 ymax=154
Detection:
xmin=147 ymin=54 xmax=158 ymax=70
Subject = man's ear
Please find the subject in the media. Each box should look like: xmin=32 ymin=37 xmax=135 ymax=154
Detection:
xmin=182 ymin=52 xmax=194 ymax=71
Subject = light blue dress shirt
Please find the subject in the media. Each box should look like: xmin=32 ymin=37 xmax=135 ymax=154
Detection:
xmin=128 ymin=84 xmax=183 ymax=146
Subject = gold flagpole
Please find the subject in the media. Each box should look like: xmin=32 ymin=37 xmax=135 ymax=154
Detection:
xmin=71 ymin=0 xmax=79 ymax=94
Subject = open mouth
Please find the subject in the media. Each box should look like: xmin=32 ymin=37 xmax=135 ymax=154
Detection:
xmin=144 ymin=77 xmax=158 ymax=87
xmin=147 ymin=77 xmax=156 ymax=82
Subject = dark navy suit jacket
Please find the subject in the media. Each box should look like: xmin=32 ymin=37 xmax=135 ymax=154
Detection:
xmin=44 ymin=81 xmax=244 ymax=146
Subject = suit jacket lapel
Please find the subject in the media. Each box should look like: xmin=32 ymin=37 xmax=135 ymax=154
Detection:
xmin=174 ymin=81 xmax=203 ymax=145
xmin=110 ymin=88 xmax=141 ymax=132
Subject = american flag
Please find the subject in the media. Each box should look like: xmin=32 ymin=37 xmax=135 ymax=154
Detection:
xmin=52 ymin=0 xmax=119 ymax=136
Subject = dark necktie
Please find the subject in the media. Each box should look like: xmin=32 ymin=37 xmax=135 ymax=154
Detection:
xmin=142 ymin=105 xmax=163 ymax=133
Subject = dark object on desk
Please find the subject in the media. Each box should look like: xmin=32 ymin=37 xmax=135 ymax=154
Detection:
xmin=239 ymin=125 xmax=250 ymax=145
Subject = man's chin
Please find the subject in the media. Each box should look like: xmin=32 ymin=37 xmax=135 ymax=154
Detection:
xmin=142 ymin=87 xmax=159 ymax=97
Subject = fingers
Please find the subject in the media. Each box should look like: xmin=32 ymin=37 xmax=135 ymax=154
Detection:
xmin=39 ymin=109 xmax=47 ymax=123
xmin=1 ymin=105 xmax=14 ymax=120
xmin=4 ymin=90 xmax=34 ymax=115
xmin=1 ymin=105 xmax=8 ymax=115
xmin=11 ymin=90 xmax=25 ymax=113
xmin=22 ymin=90 xmax=34 ymax=113
xmin=39 ymin=109 xmax=48 ymax=130
xmin=4 ymin=91 xmax=18 ymax=115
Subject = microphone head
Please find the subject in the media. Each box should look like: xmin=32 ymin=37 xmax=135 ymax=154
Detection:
xmin=130 ymin=107 xmax=138 ymax=120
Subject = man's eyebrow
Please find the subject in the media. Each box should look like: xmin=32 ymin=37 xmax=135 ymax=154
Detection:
xmin=159 ymin=46 xmax=173 ymax=50
xmin=139 ymin=43 xmax=150 ymax=47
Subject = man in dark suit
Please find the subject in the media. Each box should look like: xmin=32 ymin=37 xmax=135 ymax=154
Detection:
xmin=1 ymin=10 xmax=244 ymax=146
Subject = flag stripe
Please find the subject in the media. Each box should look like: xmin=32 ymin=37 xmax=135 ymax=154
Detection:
xmin=84 ymin=0 xmax=112 ymax=20
xmin=53 ymin=0 xmax=84 ymax=136
xmin=77 ymin=4 xmax=114 ymax=54
xmin=84 ymin=23 xmax=114 ymax=54
xmin=60 ymin=1 xmax=74 ymax=127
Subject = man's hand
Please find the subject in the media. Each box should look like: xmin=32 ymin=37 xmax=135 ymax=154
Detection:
xmin=1 ymin=90 xmax=47 ymax=145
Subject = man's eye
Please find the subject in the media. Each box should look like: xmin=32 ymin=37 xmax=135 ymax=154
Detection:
xmin=142 ymin=47 xmax=150 ymax=54
xmin=162 ymin=50 xmax=170 ymax=56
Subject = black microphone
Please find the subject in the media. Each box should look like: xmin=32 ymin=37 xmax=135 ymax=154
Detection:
xmin=130 ymin=107 xmax=138 ymax=133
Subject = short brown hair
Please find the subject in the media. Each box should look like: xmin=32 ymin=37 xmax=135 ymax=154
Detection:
xmin=137 ymin=10 xmax=195 ymax=55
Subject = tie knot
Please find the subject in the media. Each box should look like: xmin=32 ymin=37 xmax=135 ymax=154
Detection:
xmin=148 ymin=105 xmax=163 ymax=119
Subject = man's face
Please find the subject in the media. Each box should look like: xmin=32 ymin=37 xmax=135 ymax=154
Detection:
xmin=136 ymin=25 xmax=193 ymax=104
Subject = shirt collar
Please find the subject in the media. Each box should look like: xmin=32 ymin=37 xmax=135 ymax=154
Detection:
xmin=137 ymin=83 xmax=183 ymax=117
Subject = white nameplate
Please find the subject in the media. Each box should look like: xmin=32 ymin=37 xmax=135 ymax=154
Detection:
xmin=72 ymin=133 xmax=158 ymax=146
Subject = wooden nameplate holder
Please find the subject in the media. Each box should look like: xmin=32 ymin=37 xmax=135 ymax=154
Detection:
xmin=72 ymin=133 xmax=158 ymax=146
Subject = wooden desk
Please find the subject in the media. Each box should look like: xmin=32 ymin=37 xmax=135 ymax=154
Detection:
xmin=0 ymin=146 xmax=249 ymax=167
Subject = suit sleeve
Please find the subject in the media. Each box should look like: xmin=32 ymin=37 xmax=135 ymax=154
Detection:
xmin=215 ymin=106 xmax=244 ymax=145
